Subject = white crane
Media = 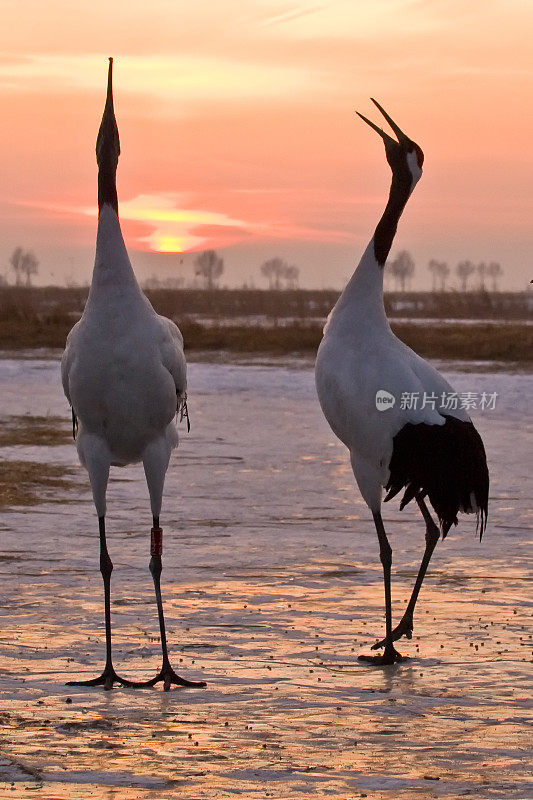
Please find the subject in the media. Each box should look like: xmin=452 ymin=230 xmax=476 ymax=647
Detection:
xmin=315 ymin=100 xmax=489 ymax=664
xmin=61 ymin=59 xmax=206 ymax=690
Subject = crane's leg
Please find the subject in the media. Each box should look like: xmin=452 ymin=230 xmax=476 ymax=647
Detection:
xmin=67 ymin=437 xmax=139 ymax=689
xmin=359 ymin=511 xmax=404 ymax=665
xmin=371 ymin=494 xmax=440 ymax=650
xmin=135 ymin=440 xmax=206 ymax=690
xmin=67 ymin=516 xmax=140 ymax=689
xmin=133 ymin=517 xmax=206 ymax=691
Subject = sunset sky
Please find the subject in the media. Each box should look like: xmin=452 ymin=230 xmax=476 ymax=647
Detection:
xmin=1 ymin=0 xmax=532 ymax=290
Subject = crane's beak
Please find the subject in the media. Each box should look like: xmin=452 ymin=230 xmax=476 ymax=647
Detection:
xmin=96 ymin=57 xmax=120 ymax=168
xmin=356 ymin=98 xmax=411 ymax=148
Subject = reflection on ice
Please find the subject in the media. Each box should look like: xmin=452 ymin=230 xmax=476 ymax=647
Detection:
xmin=0 ymin=354 xmax=531 ymax=798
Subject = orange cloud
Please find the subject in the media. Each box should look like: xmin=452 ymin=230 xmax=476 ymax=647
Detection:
xmin=69 ymin=192 xmax=351 ymax=253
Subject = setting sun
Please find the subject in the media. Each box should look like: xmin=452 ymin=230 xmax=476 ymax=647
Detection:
xmin=152 ymin=234 xmax=191 ymax=253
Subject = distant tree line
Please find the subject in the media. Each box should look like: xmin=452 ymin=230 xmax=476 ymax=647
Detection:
xmin=2 ymin=244 xmax=505 ymax=295
xmin=137 ymin=248 xmax=506 ymax=293
xmin=260 ymin=257 xmax=299 ymax=290
xmin=162 ymin=249 xmax=301 ymax=291
xmin=386 ymin=251 xmax=504 ymax=292
xmin=189 ymin=249 xmax=503 ymax=293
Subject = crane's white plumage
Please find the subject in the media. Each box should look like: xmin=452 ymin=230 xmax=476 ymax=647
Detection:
xmin=315 ymin=100 xmax=488 ymax=664
xmin=62 ymin=206 xmax=184 ymax=516
xmin=61 ymin=59 xmax=205 ymax=691
xmin=317 ymin=244 xmax=469 ymax=510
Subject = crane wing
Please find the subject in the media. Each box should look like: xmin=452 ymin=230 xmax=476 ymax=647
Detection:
xmin=60 ymin=320 xmax=82 ymax=407
xmin=400 ymin=343 xmax=470 ymax=423
xmin=157 ymin=315 xmax=187 ymax=405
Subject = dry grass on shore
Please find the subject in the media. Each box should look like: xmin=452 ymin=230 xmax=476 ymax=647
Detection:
xmin=0 ymin=310 xmax=531 ymax=362
xmin=390 ymin=321 xmax=531 ymax=362
xmin=0 ymin=461 xmax=80 ymax=509
xmin=0 ymin=415 xmax=72 ymax=447
xmin=0 ymin=415 xmax=81 ymax=509
xmin=181 ymin=320 xmax=531 ymax=362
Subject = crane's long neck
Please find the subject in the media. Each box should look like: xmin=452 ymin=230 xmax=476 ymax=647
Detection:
xmin=327 ymin=162 xmax=417 ymax=331
xmin=373 ymin=166 xmax=414 ymax=266
xmin=86 ymin=205 xmax=143 ymax=305
xmin=98 ymin=159 xmax=118 ymax=215
xmin=85 ymin=59 xmax=145 ymax=308
xmin=96 ymin=60 xmax=120 ymax=216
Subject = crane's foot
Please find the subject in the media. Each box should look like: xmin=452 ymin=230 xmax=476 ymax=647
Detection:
xmin=358 ymin=644 xmax=406 ymax=665
xmin=371 ymin=614 xmax=413 ymax=650
xmin=139 ymin=664 xmax=207 ymax=691
xmin=66 ymin=665 xmax=143 ymax=690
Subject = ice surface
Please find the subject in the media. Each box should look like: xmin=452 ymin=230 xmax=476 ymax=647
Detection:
xmin=0 ymin=353 xmax=531 ymax=798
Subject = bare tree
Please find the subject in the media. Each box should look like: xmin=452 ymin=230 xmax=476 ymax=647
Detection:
xmin=456 ymin=260 xmax=476 ymax=291
xmin=284 ymin=264 xmax=299 ymax=289
xmin=440 ymin=261 xmax=450 ymax=290
xmin=428 ymin=259 xmax=449 ymax=291
xmin=477 ymin=261 xmax=487 ymax=291
xmin=9 ymin=247 xmax=39 ymax=287
xmin=261 ymin=257 xmax=289 ymax=290
xmin=193 ymin=249 xmax=224 ymax=290
xmin=487 ymin=261 xmax=503 ymax=292
xmin=428 ymin=259 xmax=440 ymax=292
xmin=390 ymin=250 xmax=415 ymax=292
xmin=20 ymin=251 xmax=39 ymax=287
xmin=9 ymin=246 xmax=24 ymax=286
xmin=438 ymin=261 xmax=449 ymax=291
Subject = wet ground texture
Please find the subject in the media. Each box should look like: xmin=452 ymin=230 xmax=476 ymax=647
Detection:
xmin=0 ymin=354 xmax=531 ymax=798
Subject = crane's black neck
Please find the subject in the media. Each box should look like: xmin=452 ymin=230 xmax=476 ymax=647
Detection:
xmin=373 ymin=162 xmax=413 ymax=266
xmin=96 ymin=59 xmax=120 ymax=216
xmin=98 ymin=164 xmax=118 ymax=216
xmin=324 ymin=154 xmax=417 ymax=331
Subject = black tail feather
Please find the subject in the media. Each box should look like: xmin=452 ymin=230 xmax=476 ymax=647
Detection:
xmin=398 ymin=482 xmax=418 ymax=511
xmin=385 ymin=415 xmax=489 ymax=539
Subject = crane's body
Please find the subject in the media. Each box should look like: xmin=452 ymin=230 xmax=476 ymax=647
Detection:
xmin=317 ymin=241 xmax=471 ymax=512
xmin=61 ymin=59 xmax=205 ymax=690
xmin=62 ymin=208 xmax=183 ymax=510
xmin=315 ymin=100 xmax=488 ymax=664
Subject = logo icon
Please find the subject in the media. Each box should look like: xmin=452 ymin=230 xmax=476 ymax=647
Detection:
xmin=375 ymin=390 xmax=396 ymax=411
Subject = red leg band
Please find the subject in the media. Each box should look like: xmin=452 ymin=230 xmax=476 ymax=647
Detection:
xmin=151 ymin=527 xmax=163 ymax=556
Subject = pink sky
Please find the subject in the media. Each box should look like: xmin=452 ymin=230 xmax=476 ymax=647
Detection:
xmin=1 ymin=0 xmax=532 ymax=289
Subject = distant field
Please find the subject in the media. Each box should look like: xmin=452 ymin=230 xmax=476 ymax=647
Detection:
xmin=182 ymin=320 xmax=533 ymax=362
xmin=0 ymin=286 xmax=531 ymax=362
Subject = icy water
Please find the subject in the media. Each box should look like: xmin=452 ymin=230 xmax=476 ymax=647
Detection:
xmin=0 ymin=353 xmax=531 ymax=799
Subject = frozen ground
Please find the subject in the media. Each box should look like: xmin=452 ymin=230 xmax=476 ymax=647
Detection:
xmin=0 ymin=353 xmax=531 ymax=799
